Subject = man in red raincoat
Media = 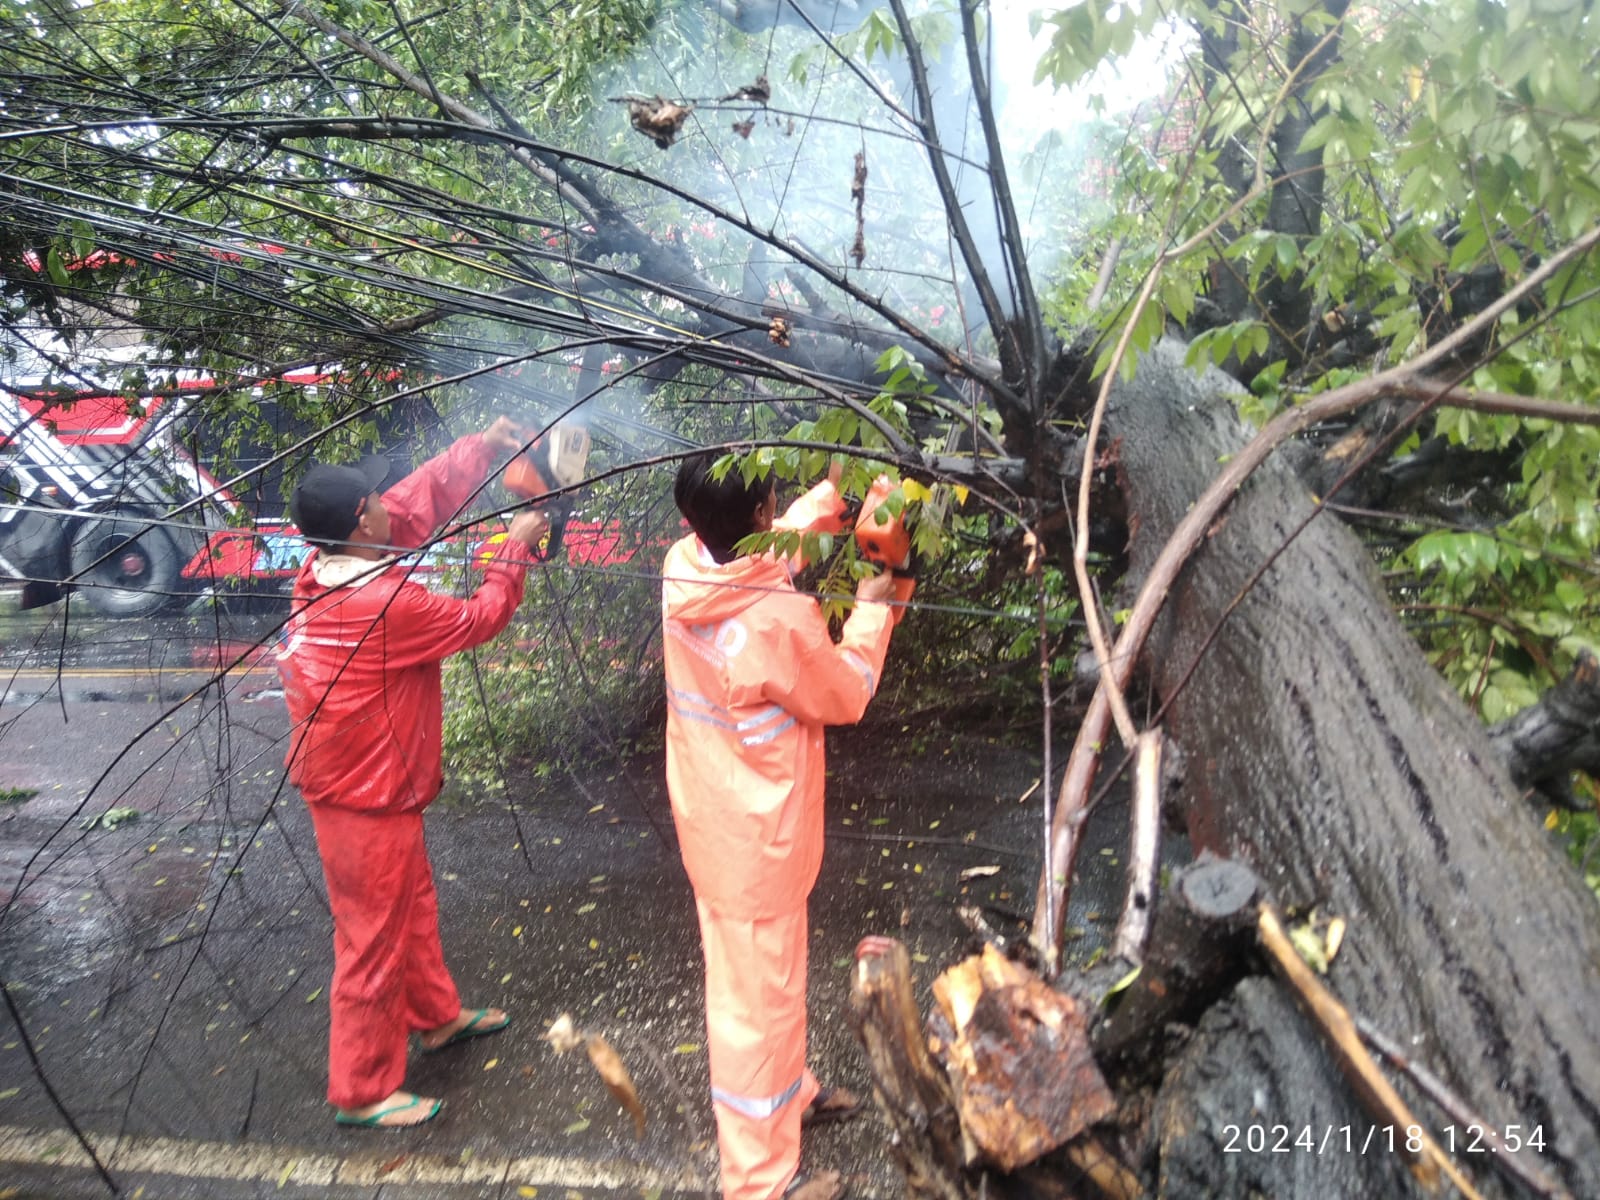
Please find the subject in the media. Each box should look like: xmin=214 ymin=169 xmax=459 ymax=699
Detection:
xmin=662 ymin=453 xmax=907 ymax=1199
xmin=277 ymin=417 xmax=548 ymax=1129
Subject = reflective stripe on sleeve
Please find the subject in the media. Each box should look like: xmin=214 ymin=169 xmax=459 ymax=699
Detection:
xmin=737 ymin=705 xmax=787 ymax=732
xmin=740 ymin=715 xmax=796 ymax=746
xmin=291 ymin=634 xmax=367 ymax=650
xmin=666 ymin=686 xmax=738 ymax=732
xmin=841 ymin=648 xmax=877 ymax=695
xmin=668 ymin=689 xmax=795 ymax=746
xmin=711 ymin=1075 xmax=803 ymax=1121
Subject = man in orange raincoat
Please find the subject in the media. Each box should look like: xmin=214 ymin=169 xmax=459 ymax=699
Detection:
xmin=277 ymin=417 xmax=549 ymax=1129
xmin=662 ymin=453 xmax=907 ymax=1199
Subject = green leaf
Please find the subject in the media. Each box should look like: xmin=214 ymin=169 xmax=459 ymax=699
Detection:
xmin=1102 ymin=964 xmax=1142 ymax=1002
xmin=46 ymin=246 xmax=70 ymax=287
xmin=81 ymin=806 xmax=140 ymax=831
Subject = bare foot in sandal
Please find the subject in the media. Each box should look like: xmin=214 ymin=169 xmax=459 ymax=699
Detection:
xmin=334 ymin=1089 xmax=442 ymax=1128
xmin=420 ymin=1006 xmax=510 ymax=1052
xmin=785 ymin=1170 xmax=846 ymax=1200
xmin=802 ymin=1085 xmax=863 ymax=1127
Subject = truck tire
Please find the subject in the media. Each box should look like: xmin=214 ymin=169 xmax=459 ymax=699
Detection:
xmin=69 ymin=517 xmax=187 ymax=618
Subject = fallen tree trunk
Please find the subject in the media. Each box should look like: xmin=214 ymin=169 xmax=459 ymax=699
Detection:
xmin=1099 ymin=341 xmax=1600 ymax=1197
xmin=1151 ymin=975 xmax=1416 ymax=1198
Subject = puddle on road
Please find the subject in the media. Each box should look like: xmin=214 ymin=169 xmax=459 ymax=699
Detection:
xmin=1 ymin=828 xmax=221 ymax=989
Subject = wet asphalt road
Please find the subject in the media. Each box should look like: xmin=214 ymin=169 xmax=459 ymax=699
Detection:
xmin=0 ymin=591 xmax=1132 ymax=1199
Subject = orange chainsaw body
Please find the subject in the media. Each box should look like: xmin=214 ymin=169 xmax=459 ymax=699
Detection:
xmin=503 ymin=422 xmax=592 ymax=561
xmin=854 ymin=476 xmax=911 ymax=569
xmin=854 ymin=475 xmax=915 ymax=624
xmin=505 ymin=423 xmax=592 ymax=502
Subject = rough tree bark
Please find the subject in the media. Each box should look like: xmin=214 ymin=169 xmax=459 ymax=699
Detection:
xmin=1100 ymin=340 xmax=1600 ymax=1197
xmin=1487 ymin=650 xmax=1600 ymax=812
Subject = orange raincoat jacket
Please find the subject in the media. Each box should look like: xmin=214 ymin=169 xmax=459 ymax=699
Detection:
xmin=662 ymin=481 xmax=896 ymax=1198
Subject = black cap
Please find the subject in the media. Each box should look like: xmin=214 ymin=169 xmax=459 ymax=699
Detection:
xmin=289 ymin=455 xmax=392 ymax=545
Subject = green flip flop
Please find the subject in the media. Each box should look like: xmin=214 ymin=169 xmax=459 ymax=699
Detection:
xmin=423 ymin=1007 xmax=510 ymax=1053
xmin=334 ymin=1094 xmax=442 ymax=1129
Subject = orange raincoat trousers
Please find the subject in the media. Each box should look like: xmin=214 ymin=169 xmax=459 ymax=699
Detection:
xmin=277 ymin=434 xmax=534 ymax=1109
xmin=662 ymin=481 xmax=896 ymax=1198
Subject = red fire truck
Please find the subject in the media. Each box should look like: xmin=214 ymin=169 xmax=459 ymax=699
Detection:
xmin=1 ymin=377 xmax=236 ymax=616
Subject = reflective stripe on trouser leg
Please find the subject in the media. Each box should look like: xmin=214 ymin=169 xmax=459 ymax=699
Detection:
xmin=695 ymin=898 xmax=821 ymax=1200
xmin=310 ymin=805 xmax=461 ymax=1109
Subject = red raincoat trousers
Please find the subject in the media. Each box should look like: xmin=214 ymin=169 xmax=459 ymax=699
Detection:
xmin=662 ymin=481 xmax=897 ymax=1198
xmin=277 ymin=434 xmax=534 ymax=1109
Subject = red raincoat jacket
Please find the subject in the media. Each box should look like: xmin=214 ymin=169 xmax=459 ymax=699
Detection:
xmin=662 ymin=481 xmax=895 ymax=919
xmin=278 ymin=433 xmax=534 ymax=812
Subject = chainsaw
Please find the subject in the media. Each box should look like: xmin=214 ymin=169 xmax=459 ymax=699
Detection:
xmin=853 ymin=474 xmax=917 ymax=624
xmin=503 ymin=420 xmax=592 ymax=561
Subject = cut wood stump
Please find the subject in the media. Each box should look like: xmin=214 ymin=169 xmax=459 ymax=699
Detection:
xmin=847 ymin=937 xmax=970 ymax=1200
xmin=1094 ymin=854 xmax=1262 ymax=1080
xmin=930 ymin=943 xmax=1116 ymax=1172
xmin=848 ymin=937 xmax=1142 ymax=1199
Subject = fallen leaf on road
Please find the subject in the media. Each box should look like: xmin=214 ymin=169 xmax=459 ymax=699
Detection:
xmin=81 ymin=807 xmax=140 ymax=831
xmin=1326 ymin=916 xmax=1347 ymax=962
xmin=543 ymin=1013 xmax=583 ymax=1053
xmin=587 ymin=1033 xmax=646 ymax=1138
xmin=959 ymin=865 xmax=1000 ymax=881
